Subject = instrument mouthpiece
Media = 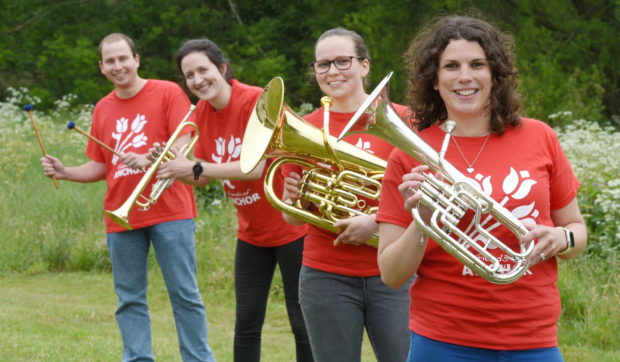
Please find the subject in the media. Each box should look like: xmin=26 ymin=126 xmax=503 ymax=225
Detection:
xmin=445 ymin=120 xmax=456 ymax=133
xmin=23 ymin=104 xmax=33 ymax=111
xmin=67 ymin=121 xmax=76 ymax=129
xmin=320 ymin=96 xmax=333 ymax=107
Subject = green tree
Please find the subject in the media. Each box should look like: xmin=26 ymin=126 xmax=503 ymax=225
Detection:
xmin=1 ymin=0 xmax=618 ymax=126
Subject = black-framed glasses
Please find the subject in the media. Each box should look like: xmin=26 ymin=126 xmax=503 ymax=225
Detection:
xmin=311 ymin=56 xmax=365 ymax=74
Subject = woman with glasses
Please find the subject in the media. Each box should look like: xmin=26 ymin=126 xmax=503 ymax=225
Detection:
xmin=280 ymin=27 xmax=412 ymax=362
xmin=153 ymin=38 xmax=313 ymax=362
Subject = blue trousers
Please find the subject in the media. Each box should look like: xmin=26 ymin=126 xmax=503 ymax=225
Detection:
xmin=107 ymin=219 xmax=215 ymax=362
xmin=408 ymin=332 xmax=563 ymax=362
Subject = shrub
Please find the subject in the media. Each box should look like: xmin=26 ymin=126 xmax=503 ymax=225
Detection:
xmin=556 ymin=119 xmax=620 ymax=257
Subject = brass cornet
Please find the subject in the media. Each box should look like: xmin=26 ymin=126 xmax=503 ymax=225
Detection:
xmin=339 ymin=72 xmax=534 ymax=284
xmin=105 ymin=105 xmax=198 ymax=230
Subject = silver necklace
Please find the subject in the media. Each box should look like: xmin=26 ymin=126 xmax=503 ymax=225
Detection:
xmin=451 ymin=134 xmax=490 ymax=174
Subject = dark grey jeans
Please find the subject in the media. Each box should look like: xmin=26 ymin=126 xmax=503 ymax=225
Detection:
xmin=299 ymin=265 xmax=412 ymax=362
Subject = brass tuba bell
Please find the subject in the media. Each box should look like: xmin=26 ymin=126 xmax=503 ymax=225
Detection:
xmin=339 ymin=72 xmax=535 ymax=284
xmin=240 ymin=77 xmax=387 ymax=247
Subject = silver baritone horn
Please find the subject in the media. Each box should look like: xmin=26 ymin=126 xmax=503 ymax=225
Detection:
xmin=339 ymin=72 xmax=535 ymax=284
xmin=240 ymin=77 xmax=388 ymax=247
xmin=105 ymin=105 xmax=198 ymax=230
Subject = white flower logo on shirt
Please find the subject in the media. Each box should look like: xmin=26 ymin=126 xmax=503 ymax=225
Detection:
xmin=354 ymin=137 xmax=374 ymax=154
xmin=502 ymin=168 xmax=537 ymax=200
xmin=228 ymin=136 xmax=242 ymax=159
xmin=213 ymin=137 xmax=226 ymax=163
xmin=461 ymin=168 xmax=539 ymax=248
xmin=115 ymin=117 xmax=129 ymax=133
xmin=474 ymin=173 xmax=493 ymax=196
xmin=511 ymin=202 xmax=538 ymax=227
xmin=110 ymin=113 xmax=148 ymax=165
xmin=211 ymin=135 xmax=242 ymax=189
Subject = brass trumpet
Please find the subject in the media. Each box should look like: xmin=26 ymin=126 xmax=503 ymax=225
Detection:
xmin=339 ymin=72 xmax=534 ymax=284
xmin=240 ymin=77 xmax=386 ymax=247
xmin=105 ymin=105 xmax=198 ymax=230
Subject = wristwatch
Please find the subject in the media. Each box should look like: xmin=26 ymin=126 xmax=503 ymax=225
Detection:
xmin=192 ymin=162 xmax=203 ymax=181
xmin=557 ymin=227 xmax=575 ymax=255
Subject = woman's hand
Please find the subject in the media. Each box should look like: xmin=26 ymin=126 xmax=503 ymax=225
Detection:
xmin=521 ymin=225 xmax=571 ymax=267
xmin=398 ymin=165 xmax=433 ymax=221
xmin=333 ymin=214 xmax=377 ymax=246
xmin=147 ymin=141 xmax=166 ymax=163
xmin=156 ymin=147 xmax=193 ymax=180
xmin=282 ymin=171 xmax=303 ymax=205
xmin=521 ymin=197 xmax=587 ymax=266
xmin=281 ymin=171 xmax=311 ymax=226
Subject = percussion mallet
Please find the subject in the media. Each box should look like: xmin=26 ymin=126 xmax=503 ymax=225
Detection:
xmin=67 ymin=121 xmax=122 ymax=157
xmin=23 ymin=104 xmax=60 ymax=189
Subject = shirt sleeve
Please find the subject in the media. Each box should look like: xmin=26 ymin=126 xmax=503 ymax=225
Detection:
xmin=377 ymin=148 xmax=417 ymax=228
xmin=547 ymin=127 xmax=580 ymax=210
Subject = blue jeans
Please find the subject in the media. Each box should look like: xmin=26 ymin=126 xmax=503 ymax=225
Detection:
xmin=107 ymin=219 xmax=215 ymax=362
xmin=299 ymin=265 xmax=411 ymax=362
xmin=407 ymin=332 xmax=563 ymax=362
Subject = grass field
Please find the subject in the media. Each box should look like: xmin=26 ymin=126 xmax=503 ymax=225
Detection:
xmin=0 ymin=269 xmax=378 ymax=361
xmin=1 ymin=245 xmax=618 ymax=361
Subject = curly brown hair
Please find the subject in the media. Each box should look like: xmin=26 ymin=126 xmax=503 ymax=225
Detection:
xmin=404 ymin=15 xmax=520 ymax=135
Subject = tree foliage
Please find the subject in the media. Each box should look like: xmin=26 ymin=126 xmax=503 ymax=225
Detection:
xmin=1 ymin=0 xmax=618 ymax=126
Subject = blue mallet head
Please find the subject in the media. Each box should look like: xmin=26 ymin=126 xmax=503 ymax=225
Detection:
xmin=23 ymin=104 xmax=33 ymax=111
xmin=67 ymin=121 xmax=76 ymax=130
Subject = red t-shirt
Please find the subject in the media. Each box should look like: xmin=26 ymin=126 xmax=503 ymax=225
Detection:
xmin=282 ymin=104 xmax=409 ymax=276
xmin=377 ymin=118 xmax=580 ymax=349
xmin=87 ymin=79 xmax=197 ymax=233
xmin=193 ymin=79 xmax=307 ymax=247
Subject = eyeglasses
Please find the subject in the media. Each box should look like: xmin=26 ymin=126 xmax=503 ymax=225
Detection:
xmin=311 ymin=56 xmax=365 ymax=74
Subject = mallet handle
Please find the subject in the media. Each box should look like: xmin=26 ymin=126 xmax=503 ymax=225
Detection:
xmin=25 ymin=107 xmax=60 ymax=189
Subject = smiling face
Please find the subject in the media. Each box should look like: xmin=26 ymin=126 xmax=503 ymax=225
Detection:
xmin=435 ymin=39 xmax=493 ymax=123
xmin=99 ymin=39 xmax=140 ymax=90
xmin=314 ymin=35 xmax=369 ymax=106
xmin=181 ymin=51 xmax=230 ymax=108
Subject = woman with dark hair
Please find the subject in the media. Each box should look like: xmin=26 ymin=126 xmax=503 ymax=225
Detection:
xmin=281 ymin=27 xmax=411 ymax=362
xmin=153 ymin=38 xmax=312 ymax=362
xmin=376 ymin=15 xmax=587 ymax=361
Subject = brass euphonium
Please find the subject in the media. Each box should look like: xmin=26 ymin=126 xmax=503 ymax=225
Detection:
xmin=240 ymin=77 xmax=386 ymax=247
xmin=339 ymin=72 xmax=534 ymax=284
xmin=105 ymin=105 xmax=198 ymax=230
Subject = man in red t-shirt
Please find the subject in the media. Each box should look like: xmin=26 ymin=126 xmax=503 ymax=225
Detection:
xmin=40 ymin=33 xmax=215 ymax=362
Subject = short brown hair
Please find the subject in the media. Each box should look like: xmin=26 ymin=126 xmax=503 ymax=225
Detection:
xmin=98 ymin=33 xmax=137 ymax=59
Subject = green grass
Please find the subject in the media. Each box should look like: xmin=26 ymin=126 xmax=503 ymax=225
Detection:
xmin=0 ymin=267 xmax=379 ymax=361
xmin=0 ymin=257 xmax=618 ymax=361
